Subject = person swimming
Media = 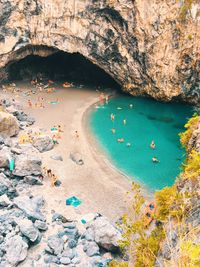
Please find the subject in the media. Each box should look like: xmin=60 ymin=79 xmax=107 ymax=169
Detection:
xmin=118 ymin=138 xmax=124 ymax=143
xmin=110 ymin=113 xmax=115 ymax=122
xmin=123 ymin=119 xmax=127 ymax=125
xmin=152 ymin=157 xmax=159 ymax=163
xmin=129 ymin=104 xmax=133 ymax=109
xmin=111 ymin=128 xmax=116 ymax=134
xmin=126 ymin=142 xmax=131 ymax=147
xmin=150 ymin=140 xmax=155 ymax=149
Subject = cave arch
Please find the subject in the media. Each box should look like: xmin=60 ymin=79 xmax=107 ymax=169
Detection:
xmin=5 ymin=45 xmax=121 ymax=90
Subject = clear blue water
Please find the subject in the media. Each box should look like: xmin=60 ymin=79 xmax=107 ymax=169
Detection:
xmin=89 ymin=96 xmax=193 ymax=192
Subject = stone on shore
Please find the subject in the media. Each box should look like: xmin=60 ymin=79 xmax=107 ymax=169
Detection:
xmin=0 ymin=111 xmax=19 ymax=137
xmin=32 ymin=135 xmax=54 ymax=153
xmin=14 ymin=195 xmax=45 ymax=222
xmin=85 ymin=216 xmax=122 ymax=252
xmin=18 ymin=219 xmax=40 ymax=243
xmin=13 ymin=154 xmax=42 ymax=177
xmin=6 ymin=235 xmax=28 ymax=266
xmin=0 ymin=173 xmax=12 ymax=196
xmin=24 ymin=175 xmax=43 ymax=185
xmin=47 ymin=235 xmax=64 ymax=255
xmin=0 ymin=146 xmax=11 ymax=168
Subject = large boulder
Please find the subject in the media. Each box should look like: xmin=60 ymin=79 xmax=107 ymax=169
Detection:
xmin=0 ymin=111 xmax=19 ymax=137
xmin=0 ymin=146 xmax=11 ymax=168
xmin=85 ymin=216 xmax=122 ymax=252
xmin=32 ymin=135 xmax=54 ymax=153
xmin=6 ymin=235 xmax=28 ymax=266
xmin=13 ymin=154 xmax=42 ymax=177
xmin=17 ymin=219 xmax=40 ymax=243
xmin=47 ymin=235 xmax=64 ymax=255
xmin=14 ymin=195 xmax=45 ymax=222
xmin=0 ymin=173 xmax=12 ymax=196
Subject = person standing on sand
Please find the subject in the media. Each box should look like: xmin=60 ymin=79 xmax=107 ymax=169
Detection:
xmin=75 ymin=130 xmax=79 ymax=139
xmin=28 ymin=100 xmax=32 ymax=108
xmin=99 ymin=92 xmax=105 ymax=105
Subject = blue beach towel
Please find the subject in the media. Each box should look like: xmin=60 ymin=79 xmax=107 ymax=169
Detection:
xmin=66 ymin=196 xmax=82 ymax=207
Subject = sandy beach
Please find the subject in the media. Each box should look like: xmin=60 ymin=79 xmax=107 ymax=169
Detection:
xmin=1 ymin=82 xmax=133 ymax=223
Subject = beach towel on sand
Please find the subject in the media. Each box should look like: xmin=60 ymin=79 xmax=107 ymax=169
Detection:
xmin=66 ymin=196 xmax=82 ymax=207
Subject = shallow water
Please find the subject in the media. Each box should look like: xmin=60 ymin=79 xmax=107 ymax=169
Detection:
xmin=89 ymin=96 xmax=193 ymax=192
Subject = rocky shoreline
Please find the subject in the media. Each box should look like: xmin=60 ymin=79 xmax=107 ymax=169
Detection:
xmin=0 ymin=98 xmax=123 ymax=267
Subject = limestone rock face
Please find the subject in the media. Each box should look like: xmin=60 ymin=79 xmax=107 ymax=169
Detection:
xmin=0 ymin=0 xmax=199 ymax=102
xmin=0 ymin=111 xmax=19 ymax=137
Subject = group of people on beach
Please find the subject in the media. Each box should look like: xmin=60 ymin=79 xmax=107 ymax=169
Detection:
xmin=99 ymin=92 xmax=109 ymax=105
xmin=51 ymin=125 xmax=64 ymax=144
xmin=42 ymin=167 xmax=58 ymax=187
xmin=27 ymin=97 xmax=45 ymax=109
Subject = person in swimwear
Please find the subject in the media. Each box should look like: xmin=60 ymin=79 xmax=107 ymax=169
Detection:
xmin=123 ymin=119 xmax=127 ymax=125
xmin=111 ymin=128 xmax=116 ymax=134
xmin=150 ymin=140 xmax=155 ymax=149
xmin=152 ymin=157 xmax=159 ymax=163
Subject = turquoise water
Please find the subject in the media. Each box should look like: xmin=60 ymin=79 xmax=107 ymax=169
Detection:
xmin=89 ymin=96 xmax=193 ymax=192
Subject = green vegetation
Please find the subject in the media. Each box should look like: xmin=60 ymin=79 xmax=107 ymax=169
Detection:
xmin=179 ymin=115 xmax=199 ymax=151
xmin=110 ymin=115 xmax=200 ymax=267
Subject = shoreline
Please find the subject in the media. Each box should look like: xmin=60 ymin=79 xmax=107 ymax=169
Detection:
xmin=83 ymin=99 xmax=153 ymax=199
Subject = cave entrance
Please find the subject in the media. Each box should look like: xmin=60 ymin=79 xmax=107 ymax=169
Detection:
xmin=7 ymin=49 xmax=120 ymax=91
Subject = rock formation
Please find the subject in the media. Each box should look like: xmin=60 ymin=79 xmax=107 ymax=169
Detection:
xmin=0 ymin=0 xmax=199 ymax=102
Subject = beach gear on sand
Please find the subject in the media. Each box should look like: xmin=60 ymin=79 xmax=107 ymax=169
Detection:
xmin=9 ymin=158 xmax=15 ymax=171
xmin=49 ymin=101 xmax=59 ymax=105
xmin=66 ymin=196 xmax=82 ymax=207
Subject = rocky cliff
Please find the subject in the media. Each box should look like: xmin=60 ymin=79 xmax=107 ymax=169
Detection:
xmin=0 ymin=0 xmax=200 ymax=102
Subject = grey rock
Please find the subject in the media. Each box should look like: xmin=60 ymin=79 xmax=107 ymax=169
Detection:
xmin=62 ymin=248 xmax=76 ymax=259
xmin=19 ymin=221 xmax=40 ymax=243
xmin=14 ymin=195 xmax=45 ymax=222
xmin=44 ymin=255 xmax=60 ymax=264
xmin=71 ymin=256 xmax=81 ymax=265
xmin=63 ymin=222 xmax=76 ymax=229
xmin=52 ymin=213 xmax=69 ymax=223
xmin=83 ymin=241 xmax=100 ymax=257
xmin=0 ymin=195 xmax=11 ymax=208
xmin=70 ymin=152 xmax=84 ymax=165
xmin=86 ymin=216 xmax=121 ymax=252
xmin=0 ymin=173 xmax=12 ymax=196
xmin=32 ymin=135 xmax=54 ymax=153
xmin=64 ymin=228 xmax=79 ymax=239
xmin=13 ymin=154 xmax=42 ymax=177
xmin=0 ymin=235 xmax=4 ymax=244
xmin=68 ymin=239 xmax=77 ymax=249
xmin=6 ymin=235 xmax=28 ymax=266
xmin=60 ymin=257 xmax=71 ymax=265
xmin=47 ymin=235 xmax=64 ymax=255
xmin=35 ymin=254 xmax=41 ymax=261
xmin=50 ymin=155 xmax=63 ymax=161
xmin=24 ymin=175 xmax=43 ymax=185
xmin=45 ymin=245 xmax=54 ymax=254
xmin=34 ymin=220 xmax=48 ymax=231
xmin=0 ymin=111 xmax=19 ymax=137
xmin=0 ymin=146 xmax=10 ymax=168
